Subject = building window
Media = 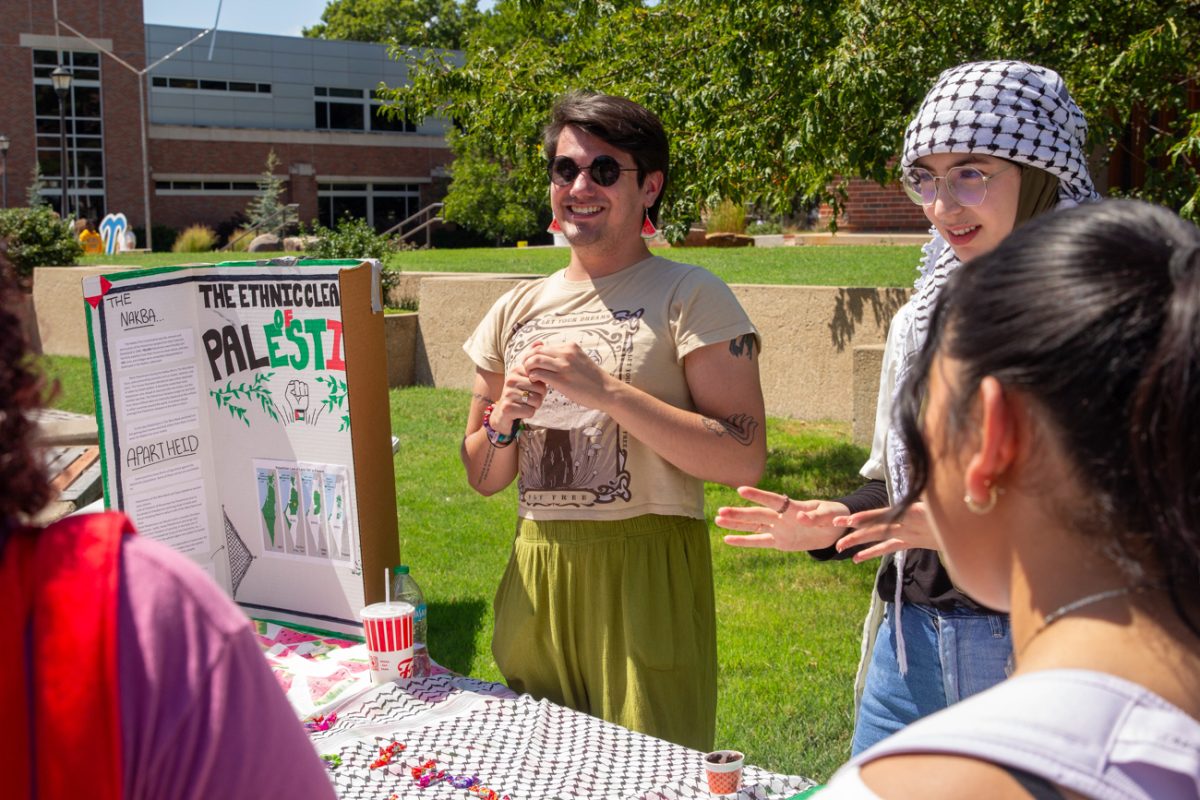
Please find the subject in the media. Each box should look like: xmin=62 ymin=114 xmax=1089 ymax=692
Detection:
xmin=368 ymin=90 xmax=417 ymax=133
xmin=314 ymin=87 xmax=416 ymax=133
xmin=318 ymin=183 xmax=422 ymax=232
xmin=32 ymin=50 xmax=105 ymax=220
xmin=150 ymin=76 xmax=272 ymax=94
xmin=155 ymin=179 xmax=263 ymax=195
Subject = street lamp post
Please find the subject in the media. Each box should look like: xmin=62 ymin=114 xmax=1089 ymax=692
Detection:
xmin=50 ymin=66 xmax=73 ymax=218
xmin=0 ymin=135 xmax=10 ymax=209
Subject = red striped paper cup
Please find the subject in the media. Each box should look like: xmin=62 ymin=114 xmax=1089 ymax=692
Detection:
xmin=360 ymin=601 xmax=415 ymax=684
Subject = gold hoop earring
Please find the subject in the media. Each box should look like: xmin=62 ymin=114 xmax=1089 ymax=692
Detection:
xmin=964 ymin=483 xmax=1002 ymax=515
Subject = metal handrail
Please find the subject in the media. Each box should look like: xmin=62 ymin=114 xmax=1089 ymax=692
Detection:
xmin=382 ymin=202 xmax=444 ymax=247
xmin=401 ymin=215 xmax=441 ymax=239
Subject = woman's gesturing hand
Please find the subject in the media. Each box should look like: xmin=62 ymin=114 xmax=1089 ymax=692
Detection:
xmin=717 ymin=486 xmax=850 ymax=552
xmin=830 ymin=502 xmax=934 ymax=563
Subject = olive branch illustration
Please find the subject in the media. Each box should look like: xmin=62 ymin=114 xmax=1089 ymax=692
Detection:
xmin=316 ymin=375 xmax=350 ymax=431
xmin=209 ymin=371 xmax=278 ymax=426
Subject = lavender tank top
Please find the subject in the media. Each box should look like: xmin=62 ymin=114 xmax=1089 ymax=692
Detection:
xmin=833 ymin=669 xmax=1200 ymax=799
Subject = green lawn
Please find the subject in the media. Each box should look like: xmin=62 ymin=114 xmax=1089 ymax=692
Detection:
xmin=40 ymin=356 xmax=876 ymax=782
xmin=81 ymin=244 xmax=923 ymax=288
xmin=39 ymin=353 xmax=97 ymax=415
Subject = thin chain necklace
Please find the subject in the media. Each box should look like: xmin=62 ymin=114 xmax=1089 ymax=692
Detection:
xmin=1016 ymin=585 xmax=1153 ymax=662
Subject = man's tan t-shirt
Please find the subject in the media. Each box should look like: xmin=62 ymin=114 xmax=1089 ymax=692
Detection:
xmin=463 ymin=255 xmax=759 ymax=521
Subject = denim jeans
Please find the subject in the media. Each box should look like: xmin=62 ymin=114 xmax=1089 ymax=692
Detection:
xmin=851 ymin=601 xmax=1011 ymax=755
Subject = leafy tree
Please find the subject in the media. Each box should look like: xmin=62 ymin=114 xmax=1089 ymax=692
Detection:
xmin=303 ymin=0 xmax=482 ymax=48
xmin=439 ymin=133 xmax=543 ymax=244
xmin=385 ymin=0 xmax=669 ymax=238
xmin=245 ymin=150 xmax=298 ymax=234
xmin=385 ymin=0 xmax=1200 ymax=240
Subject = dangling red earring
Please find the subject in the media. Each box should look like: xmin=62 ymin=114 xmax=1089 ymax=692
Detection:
xmin=640 ymin=210 xmax=658 ymax=240
xmin=547 ymin=217 xmax=562 ymax=234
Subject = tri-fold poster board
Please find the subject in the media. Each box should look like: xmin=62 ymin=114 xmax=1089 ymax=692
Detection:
xmin=83 ymin=259 xmax=398 ymax=634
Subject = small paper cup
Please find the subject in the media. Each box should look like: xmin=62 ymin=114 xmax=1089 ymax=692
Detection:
xmin=360 ymin=601 xmax=415 ymax=684
xmin=703 ymin=749 xmax=745 ymax=796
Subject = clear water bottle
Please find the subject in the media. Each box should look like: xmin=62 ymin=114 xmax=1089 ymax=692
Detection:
xmin=391 ymin=565 xmax=429 ymax=677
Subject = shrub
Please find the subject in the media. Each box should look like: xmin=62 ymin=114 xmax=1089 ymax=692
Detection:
xmin=131 ymin=224 xmax=180 ymax=252
xmin=705 ymin=199 xmax=747 ymax=234
xmin=430 ymin=222 xmax=502 ymax=249
xmin=224 ymin=227 xmax=257 ymax=252
xmin=747 ymin=220 xmax=783 ymax=235
xmin=215 ymin=211 xmax=251 ymax=247
xmin=0 ymin=206 xmax=83 ymax=278
xmin=303 ymin=216 xmax=402 ymax=261
xmin=172 ymin=224 xmax=217 ymax=253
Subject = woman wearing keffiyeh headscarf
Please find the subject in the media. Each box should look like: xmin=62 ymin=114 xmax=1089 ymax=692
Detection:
xmin=716 ymin=61 xmax=1098 ymax=753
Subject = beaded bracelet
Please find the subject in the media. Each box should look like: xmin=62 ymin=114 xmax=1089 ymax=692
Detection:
xmin=481 ymin=403 xmax=522 ymax=448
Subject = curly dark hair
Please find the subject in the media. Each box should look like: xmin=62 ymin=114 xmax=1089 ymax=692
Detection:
xmin=0 ymin=243 xmax=53 ymax=523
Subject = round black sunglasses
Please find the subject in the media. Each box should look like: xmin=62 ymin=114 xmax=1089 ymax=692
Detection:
xmin=547 ymin=155 xmax=639 ymax=187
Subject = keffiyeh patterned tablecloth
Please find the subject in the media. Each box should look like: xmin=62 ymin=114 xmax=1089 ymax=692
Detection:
xmin=307 ymin=676 xmax=815 ymax=800
xmin=255 ymin=621 xmax=814 ymax=799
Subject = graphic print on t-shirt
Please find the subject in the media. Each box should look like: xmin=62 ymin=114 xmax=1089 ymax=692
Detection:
xmin=509 ymin=307 xmax=641 ymax=508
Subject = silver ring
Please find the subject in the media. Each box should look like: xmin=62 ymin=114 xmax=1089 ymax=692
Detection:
xmin=777 ymin=496 xmax=791 ymax=515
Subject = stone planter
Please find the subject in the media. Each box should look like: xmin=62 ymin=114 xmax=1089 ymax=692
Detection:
xmin=672 ymin=227 xmax=708 ymax=247
xmin=703 ymin=232 xmax=754 ymax=247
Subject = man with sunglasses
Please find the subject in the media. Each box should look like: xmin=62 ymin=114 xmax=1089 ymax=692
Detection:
xmin=461 ymin=91 xmax=766 ymax=750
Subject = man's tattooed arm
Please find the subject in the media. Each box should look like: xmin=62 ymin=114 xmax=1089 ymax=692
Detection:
xmin=477 ymin=440 xmax=497 ymax=484
xmin=728 ymin=334 xmax=758 ymax=360
xmin=701 ymin=413 xmax=759 ymax=445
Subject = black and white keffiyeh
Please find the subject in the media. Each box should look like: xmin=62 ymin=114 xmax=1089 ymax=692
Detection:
xmin=884 ymin=61 xmax=1098 ymax=670
xmin=901 ymin=60 xmax=1096 ymax=207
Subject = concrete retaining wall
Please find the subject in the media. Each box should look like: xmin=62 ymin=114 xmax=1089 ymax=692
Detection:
xmin=14 ymin=291 xmax=42 ymax=355
xmin=852 ymin=345 xmax=886 ymax=447
xmin=33 ymin=266 xmax=909 ymax=445
xmin=33 ymin=265 xmax=143 ymax=357
xmin=384 ymin=312 xmax=419 ymax=388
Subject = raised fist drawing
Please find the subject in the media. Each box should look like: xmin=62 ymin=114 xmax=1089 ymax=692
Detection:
xmin=286 ymin=379 xmax=310 ymax=422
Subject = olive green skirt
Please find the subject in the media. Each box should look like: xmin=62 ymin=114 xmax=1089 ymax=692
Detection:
xmin=492 ymin=514 xmax=716 ymax=751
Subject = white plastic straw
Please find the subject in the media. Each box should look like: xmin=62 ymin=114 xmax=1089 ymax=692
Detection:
xmin=384 ymin=568 xmax=391 ymax=607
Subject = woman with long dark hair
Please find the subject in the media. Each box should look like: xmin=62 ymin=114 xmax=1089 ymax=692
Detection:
xmin=819 ymin=199 xmax=1200 ymax=797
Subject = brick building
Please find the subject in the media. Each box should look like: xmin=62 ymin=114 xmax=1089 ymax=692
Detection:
xmin=0 ymin=0 xmax=452 ymax=242
xmin=817 ymin=177 xmax=931 ymax=232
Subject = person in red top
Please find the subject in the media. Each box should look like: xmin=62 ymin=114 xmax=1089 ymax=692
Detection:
xmin=0 ymin=247 xmax=335 ymax=799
